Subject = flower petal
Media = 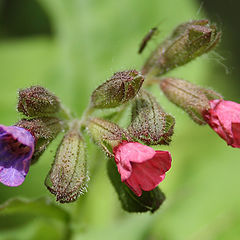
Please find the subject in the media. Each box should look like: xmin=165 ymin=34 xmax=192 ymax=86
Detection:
xmin=114 ymin=141 xmax=156 ymax=163
xmin=203 ymin=100 xmax=240 ymax=147
xmin=114 ymin=141 xmax=156 ymax=181
xmin=125 ymin=151 xmax=171 ymax=196
xmin=232 ymin=123 xmax=240 ymax=148
xmin=114 ymin=141 xmax=172 ymax=196
xmin=0 ymin=165 xmax=26 ymax=187
xmin=0 ymin=125 xmax=34 ymax=187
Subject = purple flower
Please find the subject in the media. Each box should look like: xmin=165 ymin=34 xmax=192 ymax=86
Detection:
xmin=0 ymin=125 xmax=35 ymax=187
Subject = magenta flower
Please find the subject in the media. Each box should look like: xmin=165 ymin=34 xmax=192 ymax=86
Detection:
xmin=113 ymin=141 xmax=172 ymax=196
xmin=202 ymin=99 xmax=240 ymax=148
xmin=0 ymin=125 xmax=35 ymax=187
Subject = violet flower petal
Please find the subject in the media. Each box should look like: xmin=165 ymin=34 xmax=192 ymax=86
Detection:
xmin=0 ymin=125 xmax=35 ymax=186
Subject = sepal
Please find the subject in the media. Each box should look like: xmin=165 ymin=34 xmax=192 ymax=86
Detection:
xmin=128 ymin=89 xmax=175 ymax=145
xmin=87 ymin=117 xmax=129 ymax=157
xmin=16 ymin=117 xmax=63 ymax=163
xmin=142 ymin=19 xmax=221 ymax=76
xmin=18 ymin=86 xmax=60 ymax=117
xmin=160 ymin=77 xmax=222 ymax=124
xmin=45 ymin=120 xmax=88 ymax=203
xmin=91 ymin=70 xmax=144 ymax=108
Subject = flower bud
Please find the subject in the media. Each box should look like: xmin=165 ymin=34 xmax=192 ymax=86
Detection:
xmin=45 ymin=120 xmax=88 ymax=203
xmin=91 ymin=70 xmax=144 ymax=108
xmin=107 ymin=159 xmax=165 ymax=213
xmin=142 ymin=19 xmax=221 ymax=76
xmin=18 ymin=86 xmax=60 ymax=117
xmin=16 ymin=117 xmax=63 ymax=163
xmin=86 ymin=118 xmax=128 ymax=157
xmin=170 ymin=19 xmax=210 ymax=39
xmin=160 ymin=78 xmax=222 ymax=124
xmin=128 ymin=90 xmax=175 ymax=145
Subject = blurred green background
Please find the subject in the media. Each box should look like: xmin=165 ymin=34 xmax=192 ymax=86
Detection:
xmin=0 ymin=0 xmax=239 ymax=239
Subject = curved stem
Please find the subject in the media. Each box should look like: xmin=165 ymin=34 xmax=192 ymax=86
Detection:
xmin=59 ymin=103 xmax=74 ymax=120
xmin=144 ymin=76 xmax=162 ymax=86
xmin=79 ymin=104 xmax=95 ymax=128
xmin=103 ymin=103 xmax=129 ymax=123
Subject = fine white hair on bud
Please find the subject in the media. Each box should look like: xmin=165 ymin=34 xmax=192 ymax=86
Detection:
xmin=45 ymin=120 xmax=89 ymax=203
xmin=86 ymin=117 xmax=128 ymax=157
xmin=91 ymin=70 xmax=144 ymax=108
xmin=15 ymin=117 xmax=64 ymax=163
xmin=160 ymin=78 xmax=223 ymax=124
xmin=128 ymin=89 xmax=175 ymax=145
xmin=18 ymin=86 xmax=60 ymax=117
xmin=142 ymin=19 xmax=221 ymax=77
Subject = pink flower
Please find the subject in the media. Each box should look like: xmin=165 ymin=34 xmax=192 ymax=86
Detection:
xmin=202 ymin=99 xmax=240 ymax=148
xmin=113 ymin=141 xmax=172 ymax=196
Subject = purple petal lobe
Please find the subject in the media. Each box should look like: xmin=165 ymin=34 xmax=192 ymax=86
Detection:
xmin=0 ymin=125 xmax=35 ymax=187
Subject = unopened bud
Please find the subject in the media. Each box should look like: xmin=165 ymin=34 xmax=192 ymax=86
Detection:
xmin=16 ymin=117 xmax=63 ymax=163
xmin=160 ymin=78 xmax=222 ymax=124
xmin=87 ymin=118 xmax=128 ymax=157
xmin=91 ymin=70 xmax=144 ymax=108
xmin=45 ymin=120 xmax=88 ymax=203
xmin=170 ymin=19 xmax=210 ymax=39
xmin=142 ymin=19 xmax=221 ymax=76
xmin=128 ymin=89 xmax=175 ymax=145
xmin=18 ymin=86 xmax=60 ymax=117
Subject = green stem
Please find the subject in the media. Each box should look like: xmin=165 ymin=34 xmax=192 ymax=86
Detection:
xmin=101 ymin=103 xmax=129 ymax=124
xmin=144 ymin=75 xmax=162 ymax=86
xmin=79 ymin=104 xmax=95 ymax=128
xmin=59 ymin=103 xmax=74 ymax=120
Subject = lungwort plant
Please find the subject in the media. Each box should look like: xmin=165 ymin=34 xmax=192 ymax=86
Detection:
xmin=0 ymin=19 xmax=239 ymax=216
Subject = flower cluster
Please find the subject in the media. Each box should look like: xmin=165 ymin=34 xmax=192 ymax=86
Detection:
xmin=0 ymin=19 xmax=239 ymax=213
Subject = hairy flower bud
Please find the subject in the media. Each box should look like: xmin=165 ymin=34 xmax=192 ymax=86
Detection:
xmin=16 ymin=117 xmax=63 ymax=140
xmin=91 ymin=70 xmax=144 ymax=108
xmin=128 ymin=90 xmax=175 ymax=145
xmin=18 ymin=86 xmax=60 ymax=117
xmin=142 ymin=19 xmax=221 ymax=76
xmin=160 ymin=78 xmax=222 ymax=124
xmin=45 ymin=120 xmax=88 ymax=203
xmin=16 ymin=117 xmax=63 ymax=163
xmin=87 ymin=118 xmax=128 ymax=157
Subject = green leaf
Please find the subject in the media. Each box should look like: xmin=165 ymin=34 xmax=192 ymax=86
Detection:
xmin=107 ymin=159 xmax=165 ymax=213
xmin=0 ymin=197 xmax=70 ymax=223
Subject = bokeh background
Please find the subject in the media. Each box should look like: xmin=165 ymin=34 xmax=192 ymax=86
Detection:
xmin=0 ymin=0 xmax=239 ymax=239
